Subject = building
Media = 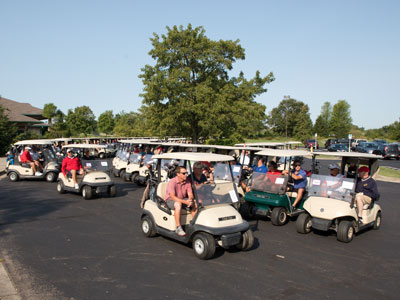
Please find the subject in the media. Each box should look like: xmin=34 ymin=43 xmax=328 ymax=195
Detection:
xmin=0 ymin=96 xmax=49 ymax=136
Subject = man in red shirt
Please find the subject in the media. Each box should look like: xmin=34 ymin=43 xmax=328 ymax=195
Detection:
xmin=61 ymin=149 xmax=84 ymax=189
xmin=20 ymin=147 xmax=42 ymax=176
xmin=164 ymin=166 xmax=196 ymax=236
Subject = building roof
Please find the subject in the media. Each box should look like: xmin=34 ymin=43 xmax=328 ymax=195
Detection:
xmin=0 ymin=96 xmax=46 ymax=123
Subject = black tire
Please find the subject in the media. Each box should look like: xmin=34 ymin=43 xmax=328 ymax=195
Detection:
xmin=373 ymin=211 xmax=382 ymax=230
xmin=119 ymin=169 xmax=126 ymax=180
xmin=82 ymin=185 xmax=93 ymax=200
xmin=45 ymin=172 xmax=56 ymax=182
xmin=8 ymin=171 xmax=19 ymax=182
xmin=99 ymin=153 xmax=105 ymax=159
xmin=235 ymin=229 xmax=255 ymax=251
xmin=296 ymin=213 xmax=312 ymax=234
xmin=131 ymin=172 xmax=139 ymax=183
xmin=141 ymin=215 xmax=156 ymax=237
xmin=192 ymin=232 xmax=216 ymax=260
xmin=57 ymin=181 xmax=65 ymax=194
xmin=108 ymin=185 xmax=116 ymax=197
xmin=239 ymin=202 xmax=254 ymax=220
xmin=271 ymin=207 xmax=288 ymax=226
xmin=337 ymin=220 xmax=355 ymax=243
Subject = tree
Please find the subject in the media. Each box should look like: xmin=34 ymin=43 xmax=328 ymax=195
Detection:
xmin=43 ymin=103 xmax=58 ymax=125
xmin=113 ymin=111 xmax=151 ymax=137
xmin=293 ymin=104 xmax=313 ymax=142
xmin=98 ymin=110 xmax=115 ymax=135
xmin=313 ymin=101 xmax=332 ymax=137
xmin=0 ymin=105 xmax=17 ymax=154
xmin=65 ymin=106 xmax=97 ymax=136
xmin=267 ymin=97 xmax=307 ymax=138
xmin=330 ymin=100 xmax=352 ymax=138
xmin=387 ymin=119 xmax=400 ymax=141
xmin=139 ymin=24 xmax=274 ymax=143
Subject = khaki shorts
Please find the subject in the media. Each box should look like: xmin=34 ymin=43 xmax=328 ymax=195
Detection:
xmin=356 ymin=193 xmax=372 ymax=205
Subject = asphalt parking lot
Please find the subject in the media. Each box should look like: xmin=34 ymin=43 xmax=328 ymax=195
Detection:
xmin=0 ymin=164 xmax=400 ymax=300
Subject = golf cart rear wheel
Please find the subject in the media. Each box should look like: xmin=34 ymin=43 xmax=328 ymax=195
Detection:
xmin=239 ymin=202 xmax=254 ymax=220
xmin=8 ymin=171 xmax=19 ymax=182
xmin=296 ymin=213 xmax=312 ymax=234
xmin=271 ymin=207 xmax=287 ymax=226
xmin=337 ymin=220 xmax=354 ymax=243
xmin=141 ymin=215 xmax=156 ymax=237
xmin=192 ymin=232 xmax=216 ymax=260
xmin=131 ymin=172 xmax=139 ymax=184
xmin=99 ymin=153 xmax=105 ymax=159
xmin=82 ymin=185 xmax=93 ymax=200
xmin=108 ymin=185 xmax=116 ymax=197
xmin=45 ymin=172 xmax=56 ymax=182
xmin=119 ymin=169 xmax=126 ymax=180
xmin=236 ymin=229 xmax=254 ymax=251
xmin=57 ymin=181 xmax=65 ymax=194
xmin=373 ymin=211 xmax=382 ymax=230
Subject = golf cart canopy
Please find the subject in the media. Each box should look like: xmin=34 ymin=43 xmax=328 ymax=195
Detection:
xmin=152 ymin=152 xmax=234 ymax=162
xmin=14 ymin=139 xmax=55 ymax=146
xmin=255 ymin=149 xmax=311 ymax=157
xmin=62 ymin=144 xmax=107 ymax=149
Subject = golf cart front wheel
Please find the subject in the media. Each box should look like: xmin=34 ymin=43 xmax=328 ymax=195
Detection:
xmin=45 ymin=172 xmax=56 ymax=182
xmin=271 ymin=207 xmax=287 ymax=226
xmin=8 ymin=172 xmax=19 ymax=182
xmin=373 ymin=211 xmax=382 ymax=230
xmin=235 ymin=229 xmax=254 ymax=251
xmin=57 ymin=181 xmax=65 ymax=194
xmin=337 ymin=220 xmax=354 ymax=243
xmin=82 ymin=185 xmax=93 ymax=200
xmin=192 ymin=232 xmax=216 ymax=260
xmin=296 ymin=213 xmax=312 ymax=234
xmin=141 ymin=215 xmax=156 ymax=237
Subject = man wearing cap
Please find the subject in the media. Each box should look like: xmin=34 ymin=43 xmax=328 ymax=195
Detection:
xmin=61 ymin=149 xmax=84 ymax=189
xmin=20 ymin=146 xmax=42 ymax=176
xmin=328 ymin=163 xmax=343 ymax=178
xmin=355 ymin=166 xmax=380 ymax=223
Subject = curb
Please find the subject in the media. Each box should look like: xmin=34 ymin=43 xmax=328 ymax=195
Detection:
xmin=0 ymin=260 xmax=21 ymax=300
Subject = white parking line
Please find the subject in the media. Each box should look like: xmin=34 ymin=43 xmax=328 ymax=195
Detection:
xmin=0 ymin=260 xmax=21 ymax=300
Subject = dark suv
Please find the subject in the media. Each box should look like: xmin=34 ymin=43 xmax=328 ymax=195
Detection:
xmin=324 ymin=138 xmax=337 ymax=149
xmin=374 ymin=144 xmax=400 ymax=160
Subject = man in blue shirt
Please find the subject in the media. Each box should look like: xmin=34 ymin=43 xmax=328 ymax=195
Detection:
xmin=282 ymin=160 xmax=307 ymax=210
xmin=251 ymin=157 xmax=268 ymax=174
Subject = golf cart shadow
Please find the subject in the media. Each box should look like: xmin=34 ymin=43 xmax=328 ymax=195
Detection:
xmin=117 ymin=181 xmax=143 ymax=197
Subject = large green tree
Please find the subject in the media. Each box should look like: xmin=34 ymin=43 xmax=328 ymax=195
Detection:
xmin=330 ymin=100 xmax=352 ymax=138
xmin=0 ymin=105 xmax=17 ymax=154
xmin=314 ymin=101 xmax=332 ymax=137
xmin=293 ymin=104 xmax=313 ymax=142
xmin=139 ymin=24 xmax=274 ymax=143
xmin=43 ymin=103 xmax=57 ymax=125
xmin=268 ymin=97 xmax=309 ymax=138
xmin=43 ymin=103 xmax=68 ymax=137
xmin=98 ymin=110 xmax=115 ymax=135
xmin=113 ymin=111 xmax=151 ymax=137
xmin=65 ymin=106 xmax=97 ymax=136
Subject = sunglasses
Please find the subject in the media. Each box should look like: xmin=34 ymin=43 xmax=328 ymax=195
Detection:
xmin=180 ymin=172 xmax=188 ymax=175
xmin=294 ymin=164 xmax=301 ymax=167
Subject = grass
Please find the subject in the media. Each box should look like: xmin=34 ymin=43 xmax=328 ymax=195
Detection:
xmin=379 ymin=167 xmax=400 ymax=179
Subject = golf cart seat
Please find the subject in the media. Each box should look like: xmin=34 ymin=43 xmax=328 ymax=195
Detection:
xmin=155 ymin=181 xmax=190 ymax=216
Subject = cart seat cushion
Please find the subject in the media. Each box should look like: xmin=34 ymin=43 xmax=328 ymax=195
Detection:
xmin=157 ymin=181 xmax=169 ymax=199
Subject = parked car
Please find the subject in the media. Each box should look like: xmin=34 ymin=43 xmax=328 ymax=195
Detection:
xmin=351 ymin=139 xmax=367 ymax=150
xmin=355 ymin=142 xmax=379 ymax=154
xmin=324 ymin=138 xmax=337 ymax=149
xmin=304 ymin=139 xmax=319 ymax=149
xmin=373 ymin=139 xmax=387 ymax=145
xmin=374 ymin=143 xmax=400 ymax=160
xmin=327 ymin=143 xmax=348 ymax=152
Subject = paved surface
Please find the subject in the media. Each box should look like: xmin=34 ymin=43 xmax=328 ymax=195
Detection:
xmin=0 ymin=174 xmax=399 ymax=300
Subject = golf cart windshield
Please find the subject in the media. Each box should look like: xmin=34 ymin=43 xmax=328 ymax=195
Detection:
xmin=82 ymin=160 xmax=111 ymax=172
xmin=143 ymin=154 xmax=153 ymax=165
xmin=129 ymin=153 xmax=141 ymax=164
xmin=194 ymin=162 xmax=239 ymax=207
xmin=249 ymin=172 xmax=288 ymax=195
xmin=42 ymin=148 xmax=58 ymax=163
xmin=308 ymin=174 xmax=355 ymax=203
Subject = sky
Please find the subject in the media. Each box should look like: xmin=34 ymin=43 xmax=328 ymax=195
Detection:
xmin=1 ymin=0 xmax=399 ymax=130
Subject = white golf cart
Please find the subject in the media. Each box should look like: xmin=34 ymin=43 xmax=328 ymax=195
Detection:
xmin=7 ymin=139 xmax=60 ymax=182
xmin=57 ymin=144 xmax=117 ymax=199
xmin=141 ymin=152 xmax=254 ymax=259
xmin=296 ymin=152 xmax=382 ymax=242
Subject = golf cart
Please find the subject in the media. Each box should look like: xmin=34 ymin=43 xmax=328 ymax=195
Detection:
xmin=57 ymin=144 xmax=116 ymax=199
xmin=240 ymin=149 xmax=312 ymax=225
xmin=141 ymin=152 xmax=254 ymax=260
xmin=296 ymin=152 xmax=382 ymax=242
xmin=7 ymin=139 xmax=61 ymax=182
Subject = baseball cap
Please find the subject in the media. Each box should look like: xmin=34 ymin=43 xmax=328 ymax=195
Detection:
xmin=25 ymin=146 xmax=31 ymax=150
xmin=66 ymin=148 xmax=72 ymax=153
xmin=328 ymin=163 xmax=340 ymax=170
xmin=358 ymin=166 xmax=370 ymax=173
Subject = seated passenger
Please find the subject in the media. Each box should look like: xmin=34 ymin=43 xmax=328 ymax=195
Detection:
xmin=20 ymin=146 xmax=42 ymax=176
xmin=192 ymin=162 xmax=208 ymax=185
xmin=164 ymin=166 xmax=197 ymax=237
xmin=355 ymin=166 xmax=380 ymax=224
xmin=61 ymin=149 xmax=84 ymax=190
xmin=82 ymin=149 xmax=94 ymax=160
xmin=282 ymin=160 xmax=307 ymax=210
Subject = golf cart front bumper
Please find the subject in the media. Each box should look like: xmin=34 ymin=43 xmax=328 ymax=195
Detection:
xmin=311 ymin=217 xmax=332 ymax=231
